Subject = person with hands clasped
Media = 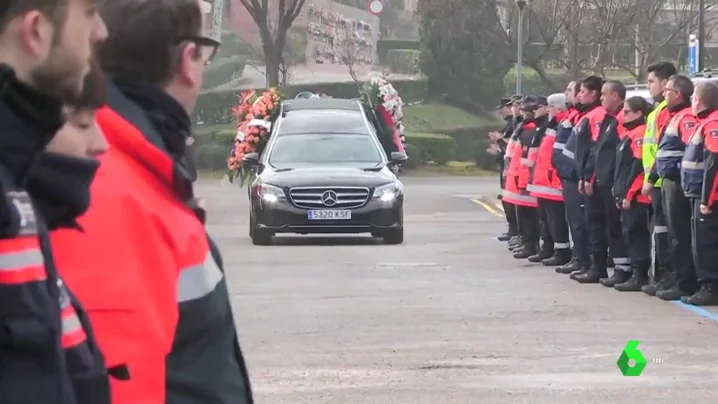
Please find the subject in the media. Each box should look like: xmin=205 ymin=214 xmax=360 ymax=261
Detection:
xmin=612 ymin=97 xmax=653 ymax=292
xmin=681 ymin=81 xmax=718 ymax=306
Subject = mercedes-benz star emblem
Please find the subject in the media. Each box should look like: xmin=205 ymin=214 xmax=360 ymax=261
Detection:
xmin=321 ymin=190 xmax=337 ymax=206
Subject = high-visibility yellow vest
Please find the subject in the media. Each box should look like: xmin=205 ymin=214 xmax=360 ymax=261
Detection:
xmin=642 ymin=99 xmax=667 ymax=187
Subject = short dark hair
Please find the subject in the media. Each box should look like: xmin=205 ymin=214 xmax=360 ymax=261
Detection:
xmin=581 ymin=75 xmax=603 ymax=93
xmin=604 ymin=79 xmax=626 ymax=100
xmin=625 ymin=96 xmax=652 ymax=117
xmin=0 ymin=0 xmax=67 ymax=34
xmin=668 ymin=74 xmax=694 ymax=101
xmin=695 ymin=81 xmax=718 ymax=110
xmin=98 ymin=0 xmax=203 ymax=85
xmin=67 ymin=59 xmax=107 ymax=110
xmin=647 ymin=62 xmax=677 ymax=81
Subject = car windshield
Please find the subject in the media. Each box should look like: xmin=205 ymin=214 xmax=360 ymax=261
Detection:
xmin=268 ymin=133 xmax=384 ymax=165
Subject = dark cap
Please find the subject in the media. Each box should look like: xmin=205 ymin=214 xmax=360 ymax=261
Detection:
xmin=496 ymin=97 xmax=511 ymax=108
xmin=506 ymin=94 xmax=524 ymax=106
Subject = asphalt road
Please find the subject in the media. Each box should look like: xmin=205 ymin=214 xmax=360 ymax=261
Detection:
xmin=197 ymin=176 xmax=718 ymax=404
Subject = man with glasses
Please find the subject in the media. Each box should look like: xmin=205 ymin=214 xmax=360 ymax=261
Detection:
xmin=50 ymin=0 xmax=252 ymax=403
xmin=653 ymin=75 xmax=699 ymax=299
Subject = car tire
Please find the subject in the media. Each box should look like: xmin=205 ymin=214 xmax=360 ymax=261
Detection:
xmin=250 ymin=215 xmax=273 ymax=245
xmin=382 ymin=226 xmax=404 ymax=245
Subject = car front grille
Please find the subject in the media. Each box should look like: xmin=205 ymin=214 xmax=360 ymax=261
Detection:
xmin=289 ymin=186 xmax=370 ymax=209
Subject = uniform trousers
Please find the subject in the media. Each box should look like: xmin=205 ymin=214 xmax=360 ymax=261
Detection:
xmin=651 ymin=187 xmax=670 ymax=278
xmin=585 ymin=183 xmax=630 ymax=269
xmin=562 ymin=179 xmax=589 ymax=267
xmin=537 ymin=199 xmax=553 ymax=248
xmin=500 ymin=173 xmax=518 ymax=235
xmin=661 ymin=178 xmax=695 ymax=287
xmin=539 ymin=198 xmax=570 ymax=249
xmin=692 ymin=199 xmax=718 ymax=282
xmin=516 ymin=205 xmax=540 ymax=245
xmin=621 ymin=202 xmax=652 ymax=266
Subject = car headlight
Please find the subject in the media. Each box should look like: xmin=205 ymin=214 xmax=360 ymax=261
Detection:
xmin=372 ymin=182 xmax=403 ymax=202
xmin=252 ymin=183 xmax=286 ymax=203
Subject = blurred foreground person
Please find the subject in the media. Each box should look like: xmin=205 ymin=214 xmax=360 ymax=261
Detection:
xmin=654 ymin=75 xmax=698 ymax=300
xmin=527 ymin=93 xmax=572 ymax=266
xmin=681 ymin=81 xmax=718 ymax=305
xmin=554 ymin=81 xmax=589 ymax=274
xmin=0 ymin=1 xmax=110 ymax=403
xmin=51 ymin=0 xmax=254 ymax=403
xmin=641 ymin=62 xmax=677 ymax=295
xmin=612 ymin=97 xmax=652 ymax=292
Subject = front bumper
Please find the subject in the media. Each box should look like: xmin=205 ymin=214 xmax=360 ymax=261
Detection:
xmin=253 ymin=196 xmax=403 ymax=234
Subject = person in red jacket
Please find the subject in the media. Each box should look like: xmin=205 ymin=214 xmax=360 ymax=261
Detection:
xmin=612 ymin=96 xmax=653 ymax=292
xmin=526 ymin=93 xmax=572 ymax=266
xmin=50 ymin=0 xmax=254 ymax=403
xmin=503 ymin=95 xmax=543 ymax=258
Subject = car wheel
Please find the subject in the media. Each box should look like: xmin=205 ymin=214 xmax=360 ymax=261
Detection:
xmin=383 ymin=226 xmax=404 ymax=245
xmin=250 ymin=214 xmax=273 ymax=245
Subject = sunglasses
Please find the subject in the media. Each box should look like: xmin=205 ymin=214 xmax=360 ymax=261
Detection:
xmin=176 ymin=35 xmax=221 ymax=66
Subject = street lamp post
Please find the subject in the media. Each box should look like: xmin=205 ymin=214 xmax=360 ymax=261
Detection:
xmin=699 ymin=0 xmax=706 ymax=71
xmin=515 ymin=0 xmax=529 ymax=94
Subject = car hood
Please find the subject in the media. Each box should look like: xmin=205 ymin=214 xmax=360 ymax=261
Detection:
xmin=262 ymin=164 xmax=396 ymax=188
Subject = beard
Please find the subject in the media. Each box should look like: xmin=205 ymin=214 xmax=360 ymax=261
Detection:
xmin=30 ymin=44 xmax=88 ymax=104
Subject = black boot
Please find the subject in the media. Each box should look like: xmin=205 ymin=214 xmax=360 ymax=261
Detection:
xmin=614 ymin=262 xmax=650 ymax=292
xmin=569 ymin=266 xmax=590 ymax=279
xmin=606 ymin=256 xmax=615 ymax=268
xmin=574 ymin=253 xmax=608 ymax=283
xmin=513 ymin=242 xmax=538 ymax=259
xmin=656 ymin=282 xmax=697 ymax=301
xmin=681 ymin=282 xmax=718 ymax=306
xmin=498 ymin=232 xmax=514 ymax=241
xmin=599 ymin=269 xmax=631 ymax=288
xmin=528 ymin=245 xmax=553 ymax=263
xmin=641 ymin=268 xmax=674 ymax=296
xmin=544 ymin=249 xmax=573 ymax=267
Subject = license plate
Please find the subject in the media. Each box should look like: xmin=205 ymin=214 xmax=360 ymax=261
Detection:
xmin=307 ymin=210 xmax=351 ymax=220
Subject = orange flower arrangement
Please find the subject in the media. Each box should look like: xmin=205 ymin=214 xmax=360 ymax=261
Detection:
xmin=227 ymin=88 xmax=285 ymax=184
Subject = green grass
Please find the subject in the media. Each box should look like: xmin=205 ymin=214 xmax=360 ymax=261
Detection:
xmin=194 ymin=123 xmax=234 ymax=136
xmin=402 ymin=104 xmax=499 ymax=133
xmin=403 ymin=161 xmax=493 ymax=176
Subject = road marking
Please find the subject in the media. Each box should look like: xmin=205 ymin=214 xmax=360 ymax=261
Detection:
xmin=470 ymin=198 xmax=504 ymax=218
xmin=672 ymin=301 xmax=718 ymax=323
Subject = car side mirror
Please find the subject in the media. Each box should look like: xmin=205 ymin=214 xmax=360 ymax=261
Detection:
xmin=390 ymin=151 xmax=408 ymax=164
xmin=243 ymin=152 xmax=260 ymax=166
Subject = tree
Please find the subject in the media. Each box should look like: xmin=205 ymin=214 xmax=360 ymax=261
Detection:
xmin=417 ymin=0 xmax=511 ymax=108
xmin=336 ymin=26 xmax=361 ymax=84
xmin=237 ymin=0 xmax=307 ymax=87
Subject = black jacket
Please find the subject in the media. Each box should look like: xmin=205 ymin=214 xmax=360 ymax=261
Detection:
xmin=112 ymin=80 xmax=254 ymax=404
xmin=0 ymin=65 xmax=110 ymax=404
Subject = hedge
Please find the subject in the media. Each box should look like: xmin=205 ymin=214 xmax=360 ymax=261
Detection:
xmin=201 ymin=56 xmax=247 ymax=90
xmin=404 ymin=132 xmax=456 ymax=165
xmin=194 ymin=78 xmax=429 ymax=125
xmin=503 ymin=67 xmax=570 ymax=96
xmin=377 ymin=39 xmax=420 ymax=65
xmin=387 ymin=50 xmax=420 ymax=75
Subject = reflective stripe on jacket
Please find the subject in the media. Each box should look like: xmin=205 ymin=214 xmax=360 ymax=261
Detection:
xmin=553 ymin=108 xmax=581 ymax=181
xmin=52 ymin=86 xmax=253 ymax=404
xmin=642 ymin=100 xmax=668 ymax=187
xmin=656 ymin=107 xmax=698 ymax=181
xmin=528 ymin=124 xmax=563 ymax=201
xmin=682 ymin=114 xmax=718 ymax=198
xmin=613 ymin=121 xmax=650 ymax=204
xmin=503 ymin=121 xmax=539 ymax=207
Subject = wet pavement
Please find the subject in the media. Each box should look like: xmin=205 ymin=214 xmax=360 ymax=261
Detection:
xmin=197 ymin=176 xmax=718 ymax=404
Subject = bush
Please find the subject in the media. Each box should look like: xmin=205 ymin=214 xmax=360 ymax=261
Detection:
xmin=445 ymin=125 xmax=505 ymax=160
xmin=196 ymin=144 xmax=230 ymax=171
xmin=403 ymin=143 xmax=424 ymax=169
xmin=194 ymin=78 xmax=429 ymax=125
xmin=404 ymin=132 xmax=456 ymax=164
xmin=387 ymin=50 xmax=420 ymax=74
xmin=202 ymin=56 xmax=246 ymax=90
xmin=503 ymin=67 xmax=569 ymax=96
xmin=472 ymin=139 xmax=500 ymax=170
xmin=377 ymin=39 xmax=420 ymax=64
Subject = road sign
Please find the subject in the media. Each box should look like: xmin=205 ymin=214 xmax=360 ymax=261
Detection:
xmin=689 ymin=34 xmax=699 ymax=76
xmin=368 ymin=0 xmax=384 ymax=15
